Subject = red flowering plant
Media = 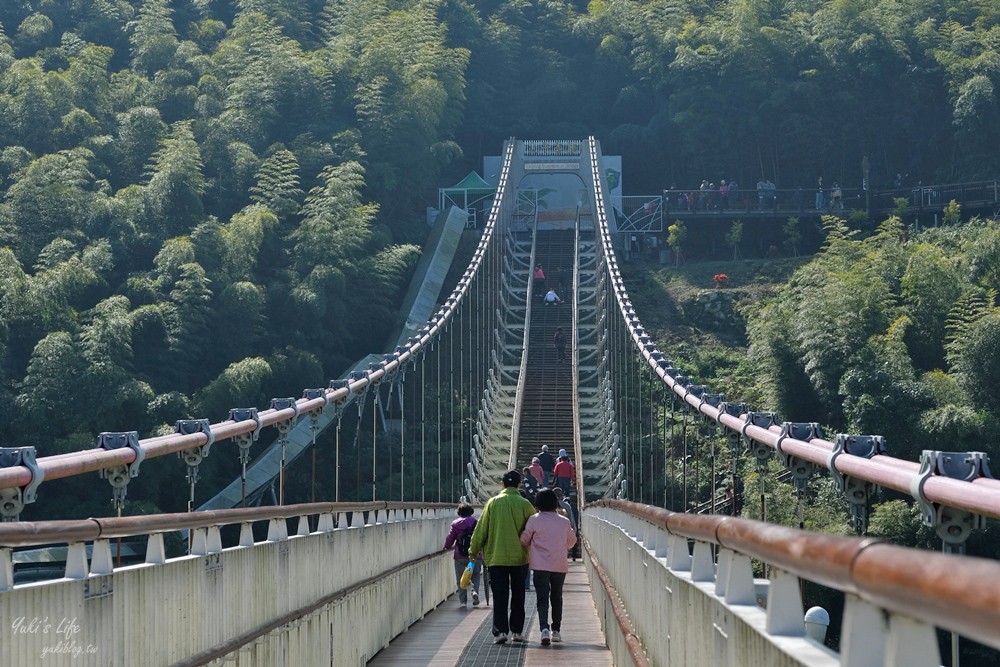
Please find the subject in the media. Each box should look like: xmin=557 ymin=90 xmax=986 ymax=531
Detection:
xmin=713 ymin=273 xmax=729 ymax=288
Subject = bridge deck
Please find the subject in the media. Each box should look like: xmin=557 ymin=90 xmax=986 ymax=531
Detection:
xmin=368 ymin=562 xmax=612 ymax=666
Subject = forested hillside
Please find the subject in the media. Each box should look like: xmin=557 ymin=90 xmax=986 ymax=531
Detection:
xmin=0 ymin=0 xmax=997 ymax=517
xmin=748 ymin=215 xmax=1000 ymax=466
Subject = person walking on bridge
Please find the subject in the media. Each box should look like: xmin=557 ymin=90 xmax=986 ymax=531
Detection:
xmin=553 ymin=454 xmax=575 ymax=494
xmin=444 ymin=502 xmax=482 ymax=608
xmin=553 ymin=326 xmax=567 ymax=362
xmin=536 ymin=445 xmax=555 ymax=485
xmin=521 ymin=489 xmax=577 ymax=645
xmin=468 ymin=470 xmax=537 ymax=644
xmin=533 ymin=264 xmax=545 ymax=297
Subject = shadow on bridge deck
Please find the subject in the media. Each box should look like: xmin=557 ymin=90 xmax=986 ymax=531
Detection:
xmin=368 ymin=563 xmax=611 ymax=667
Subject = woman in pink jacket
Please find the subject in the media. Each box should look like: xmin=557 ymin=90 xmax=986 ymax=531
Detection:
xmin=519 ymin=488 xmax=577 ymax=645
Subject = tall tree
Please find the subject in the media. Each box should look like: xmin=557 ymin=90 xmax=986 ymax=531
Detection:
xmin=144 ymin=120 xmax=205 ymax=236
xmin=128 ymin=0 xmax=178 ymax=76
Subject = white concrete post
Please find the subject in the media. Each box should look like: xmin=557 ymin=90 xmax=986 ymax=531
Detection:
xmin=0 ymin=548 xmax=11 ymax=591
xmin=191 ymin=527 xmax=208 ymax=555
xmin=765 ymin=568 xmax=805 ymax=636
xmin=886 ymin=615 xmax=941 ymax=667
xmin=667 ymin=534 xmax=691 ymax=571
xmin=715 ymin=549 xmax=732 ymax=597
xmin=207 ymin=525 xmax=223 ymax=552
xmin=65 ymin=542 xmax=89 ymax=579
xmin=723 ymin=553 xmax=755 ymax=605
xmin=691 ymin=541 xmax=715 ymax=582
xmin=91 ymin=539 xmax=114 ymax=575
xmin=146 ymin=533 xmax=167 ymax=564
xmin=267 ymin=518 xmax=288 ymax=542
xmin=841 ymin=595 xmax=887 ymax=667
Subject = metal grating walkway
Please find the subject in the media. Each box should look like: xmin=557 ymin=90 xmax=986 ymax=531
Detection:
xmin=367 ymin=563 xmax=612 ymax=667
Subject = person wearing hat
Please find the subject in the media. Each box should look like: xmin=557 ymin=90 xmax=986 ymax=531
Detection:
xmin=528 ymin=457 xmax=545 ymax=487
xmin=468 ymin=469 xmax=538 ymax=644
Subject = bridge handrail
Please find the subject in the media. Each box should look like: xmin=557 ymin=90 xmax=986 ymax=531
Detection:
xmin=586 ymin=137 xmax=1000 ymax=523
xmin=0 ymin=141 xmax=519 ymax=503
xmin=507 ymin=199 xmax=538 ymax=471
xmin=589 ymin=499 xmax=1000 ymax=652
xmin=0 ymin=501 xmax=455 ymax=548
xmin=660 ymin=179 xmax=1000 ymax=213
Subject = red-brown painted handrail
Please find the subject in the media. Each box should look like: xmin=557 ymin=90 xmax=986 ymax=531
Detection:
xmin=588 ymin=499 xmax=1000 ymax=651
xmin=0 ymin=501 xmax=454 ymax=548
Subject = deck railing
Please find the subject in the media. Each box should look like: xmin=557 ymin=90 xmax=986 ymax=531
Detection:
xmin=583 ymin=499 xmax=1000 ymax=667
xmin=0 ymin=502 xmax=455 ymax=666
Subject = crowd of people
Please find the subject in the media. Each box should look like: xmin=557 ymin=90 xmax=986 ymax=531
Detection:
xmin=443 ymin=447 xmax=580 ymax=647
xmin=663 ymin=176 xmax=852 ymax=213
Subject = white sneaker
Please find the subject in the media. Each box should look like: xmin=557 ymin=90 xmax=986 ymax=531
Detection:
xmin=540 ymin=629 xmax=551 ymax=645
xmin=472 ymin=591 xmax=480 ymax=606
xmin=551 ymin=631 xmax=562 ymax=643
xmin=511 ymin=633 xmax=524 ymax=642
xmin=494 ymin=633 xmax=508 ymax=644
xmin=459 ymin=601 xmax=467 ymax=609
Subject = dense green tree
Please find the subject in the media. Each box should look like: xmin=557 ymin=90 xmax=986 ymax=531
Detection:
xmin=115 ymin=105 xmax=167 ymax=185
xmin=0 ymin=0 xmax=997 ymax=527
xmin=211 ymin=280 xmax=266 ymax=369
xmin=14 ymin=331 xmax=87 ymax=442
xmin=193 ymin=356 xmax=272 ymax=420
xmin=1 ymin=147 xmax=105 ymax=265
xmin=129 ymin=303 xmax=172 ymax=384
xmin=144 ymin=120 xmax=205 ymax=236
xmin=129 ymin=0 xmax=179 ymax=76
xmin=165 ymin=262 xmax=213 ymax=390
xmin=0 ymin=58 xmax=75 ymax=152
xmin=221 ymin=205 xmax=278 ymax=281
xmin=952 ymin=310 xmax=1000 ymax=415
xmin=250 ymin=148 xmax=303 ymax=219
xmin=900 ymin=244 xmax=963 ymax=370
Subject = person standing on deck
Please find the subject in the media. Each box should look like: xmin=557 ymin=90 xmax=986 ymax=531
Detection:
xmin=553 ymin=455 xmax=575 ymax=494
xmin=468 ymin=470 xmax=537 ymax=644
xmin=521 ymin=489 xmax=577 ymax=645
xmin=533 ymin=264 xmax=545 ymax=297
xmin=537 ymin=445 xmax=556 ymax=485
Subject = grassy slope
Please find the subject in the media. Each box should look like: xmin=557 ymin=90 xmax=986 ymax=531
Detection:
xmin=620 ymin=256 xmax=809 ymax=405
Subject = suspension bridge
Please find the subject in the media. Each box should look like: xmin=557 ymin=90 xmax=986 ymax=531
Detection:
xmin=1 ymin=138 xmax=999 ymax=666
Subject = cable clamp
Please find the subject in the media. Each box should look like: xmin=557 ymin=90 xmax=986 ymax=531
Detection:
xmin=0 ymin=446 xmax=43 ymax=520
xmin=176 ymin=419 xmax=215 ymax=474
xmin=98 ymin=432 xmax=143 ymax=510
xmin=742 ymin=412 xmax=779 ymax=466
xmin=910 ymin=450 xmax=992 ymax=546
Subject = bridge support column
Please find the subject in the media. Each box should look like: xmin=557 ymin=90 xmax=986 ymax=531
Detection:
xmin=91 ymin=539 xmax=114 ymax=575
xmin=146 ymin=533 xmax=166 ymax=564
xmin=841 ymin=596 xmax=886 ymax=667
xmin=766 ymin=568 xmax=805 ymax=636
xmin=887 ymin=616 xmax=941 ymax=667
xmin=668 ymin=534 xmax=690 ymax=571
xmin=0 ymin=548 xmax=12 ymax=591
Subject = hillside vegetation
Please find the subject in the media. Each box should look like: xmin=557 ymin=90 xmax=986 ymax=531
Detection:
xmin=0 ymin=0 xmax=998 ymax=518
xmin=631 ymin=214 xmax=1000 ymax=551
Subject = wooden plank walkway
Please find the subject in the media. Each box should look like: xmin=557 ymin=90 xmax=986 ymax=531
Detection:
xmin=368 ymin=562 xmax=613 ymax=667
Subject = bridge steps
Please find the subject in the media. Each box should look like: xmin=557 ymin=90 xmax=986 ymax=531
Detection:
xmin=517 ymin=230 xmax=577 ymax=469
